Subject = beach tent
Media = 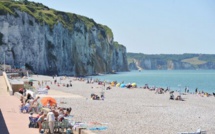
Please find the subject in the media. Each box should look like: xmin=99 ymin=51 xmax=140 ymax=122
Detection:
xmin=116 ymin=83 xmax=120 ymax=87
xmin=111 ymin=82 xmax=115 ymax=86
xmin=120 ymin=84 xmax=126 ymax=88
xmin=131 ymin=83 xmax=136 ymax=87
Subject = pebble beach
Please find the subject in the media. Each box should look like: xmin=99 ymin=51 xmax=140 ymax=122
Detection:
xmin=30 ymin=75 xmax=215 ymax=134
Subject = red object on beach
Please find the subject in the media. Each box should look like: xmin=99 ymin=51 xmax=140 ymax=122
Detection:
xmin=41 ymin=97 xmax=57 ymax=106
xmin=46 ymin=85 xmax=50 ymax=90
xmin=19 ymin=88 xmax=23 ymax=92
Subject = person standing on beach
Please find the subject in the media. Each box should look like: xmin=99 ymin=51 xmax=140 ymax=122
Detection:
xmin=37 ymin=113 xmax=47 ymax=133
xmin=69 ymin=80 xmax=72 ymax=87
xmin=195 ymin=88 xmax=198 ymax=94
xmin=46 ymin=110 xmax=55 ymax=134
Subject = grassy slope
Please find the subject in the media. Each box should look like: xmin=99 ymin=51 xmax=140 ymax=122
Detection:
xmin=181 ymin=57 xmax=207 ymax=65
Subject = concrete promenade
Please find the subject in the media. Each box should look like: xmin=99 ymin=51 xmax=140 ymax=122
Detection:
xmin=0 ymin=76 xmax=39 ymax=134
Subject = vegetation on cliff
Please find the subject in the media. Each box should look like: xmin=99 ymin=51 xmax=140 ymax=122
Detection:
xmin=113 ymin=41 xmax=125 ymax=49
xmin=0 ymin=0 xmax=114 ymax=38
xmin=181 ymin=57 xmax=207 ymax=65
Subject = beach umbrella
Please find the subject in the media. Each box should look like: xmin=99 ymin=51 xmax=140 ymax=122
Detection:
xmin=41 ymin=97 xmax=57 ymax=106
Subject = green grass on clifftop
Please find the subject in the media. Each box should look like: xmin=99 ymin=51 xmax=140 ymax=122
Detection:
xmin=181 ymin=57 xmax=207 ymax=65
xmin=0 ymin=0 xmax=113 ymax=38
xmin=113 ymin=41 xmax=125 ymax=49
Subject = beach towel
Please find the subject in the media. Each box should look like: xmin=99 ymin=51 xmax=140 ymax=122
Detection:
xmin=88 ymin=126 xmax=108 ymax=131
xmin=37 ymin=88 xmax=48 ymax=95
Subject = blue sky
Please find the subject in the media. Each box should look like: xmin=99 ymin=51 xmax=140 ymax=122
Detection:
xmin=29 ymin=0 xmax=215 ymax=54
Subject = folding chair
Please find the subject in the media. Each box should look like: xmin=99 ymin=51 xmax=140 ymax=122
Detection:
xmin=28 ymin=117 xmax=38 ymax=128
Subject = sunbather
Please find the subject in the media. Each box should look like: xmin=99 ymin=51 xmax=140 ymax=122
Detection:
xmin=155 ymin=88 xmax=164 ymax=94
xmin=65 ymin=107 xmax=72 ymax=116
xmin=170 ymin=93 xmax=174 ymax=100
xmin=20 ymin=100 xmax=31 ymax=113
xmin=25 ymin=93 xmax=34 ymax=103
xmin=28 ymin=96 xmax=40 ymax=113
xmin=106 ymin=86 xmax=111 ymax=90
xmin=57 ymin=108 xmax=65 ymax=121
xmin=91 ymin=94 xmax=100 ymax=100
xmin=175 ymin=95 xmax=184 ymax=101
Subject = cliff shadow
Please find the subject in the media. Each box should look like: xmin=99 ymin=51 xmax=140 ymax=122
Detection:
xmin=0 ymin=109 xmax=9 ymax=134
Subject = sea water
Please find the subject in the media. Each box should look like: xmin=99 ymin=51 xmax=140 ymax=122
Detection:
xmin=88 ymin=70 xmax=215 ymax=94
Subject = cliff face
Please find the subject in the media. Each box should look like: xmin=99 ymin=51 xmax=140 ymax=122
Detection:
xmin=128 ymin=53 xmax=215 ymax=70
xmin=0 ymin=2 xmax=128 ymax=75
xmin=129 ymin=59 xmax=215 ymax=70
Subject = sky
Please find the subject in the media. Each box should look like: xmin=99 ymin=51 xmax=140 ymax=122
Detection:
xmin=29 ymin=0 xmax=215 ymax=54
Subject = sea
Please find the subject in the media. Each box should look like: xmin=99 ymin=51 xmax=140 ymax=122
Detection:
xmin=88 ymin=70 xmax=215 ymax=94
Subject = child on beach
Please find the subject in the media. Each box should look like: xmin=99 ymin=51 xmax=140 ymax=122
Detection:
xmin=20 ymin=100 xmax=25 ymax=111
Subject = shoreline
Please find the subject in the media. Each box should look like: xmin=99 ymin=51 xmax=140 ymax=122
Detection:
xmin=84 ymin=70 xmax=215 ymax=94
xmin=5 ymin=69 xmax=215 ymax=94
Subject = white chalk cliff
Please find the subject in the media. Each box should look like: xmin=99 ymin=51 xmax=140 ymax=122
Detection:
xmin=0 ymin=1 xmax=128 ymax=75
